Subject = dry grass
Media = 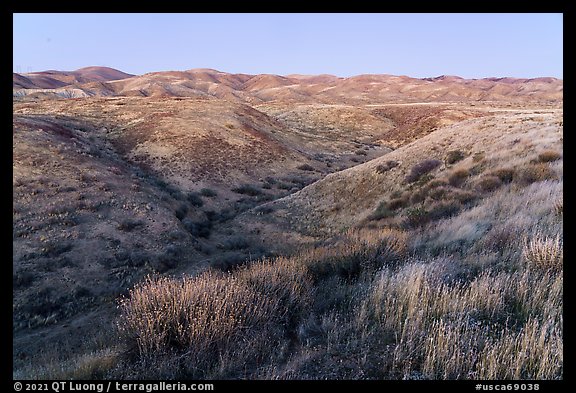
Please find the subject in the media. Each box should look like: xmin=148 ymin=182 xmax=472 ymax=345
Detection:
xmin=448 ymin=168 xmax=469 ymax=187
xmin=537 ymin=150 xmax=561 ymax=163
xmin=14 ymin=348 xmax=120 ymax=380
xmin=474 ymin=175 xmax=503 ymax=192
xmin=490 ymin=167 xmax=515 ymax=184
xmin=523 ymin=234 xmax=563 ymax=272
xmin=516 ymin=163 xmax=557 ymax=185
xmin=117 ymin=272 xmax=287 ymax=378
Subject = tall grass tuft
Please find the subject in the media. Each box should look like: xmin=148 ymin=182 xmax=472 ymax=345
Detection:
xmin=523 ymin=234 xmax=563 ymax=272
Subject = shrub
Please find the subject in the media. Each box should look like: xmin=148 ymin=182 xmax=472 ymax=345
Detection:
xmin=236 ymin=257 xmax=313 ymax=327
xmin=448 ymin=168 xmax=469 ymax=187
xmin=174 ymin=204 xmax=188 ymax=220
xmin=13 ymin=270 xmax=36 ymax=288
xmin=41 ymin=241 xmax=73 ymax=257
xmin=388 ymin=196 xmax=409 ymax=210
xmin=427 ymin=179 xmax=449 ymax=189
xmin=204 ymin=210 xmax=218 ymax=221
xmin=474 ymin=175 xmax=503 ymax=192
xmin=515 ymin=164 xmax=557 ymax=186
xmin=409 ymin=187 xmax=429 ymax=204
xmin=212 ymin=252 xmax=248 ymax=271
xmin=428 ymin=186 xmax=453 ymax=201
xmin=182 ymin=218 xmax=212 ymax=238
xmin=451 ymin=189 xmax=478 ymax=204
xmin=537 ymin=150 xmax=561 ymax=163
xmin=255 ymin=205 xmax=274 ymax=215
xmin=220 ymin=235 xmax=250 ymax=250
xmin=277 ymin=182 xmax=293 ymax=190
xmin=117 ymin=273 xmax=281 ymax=368
xmin=355 ymin=150 xmax=368 ymax=156
xmin=375 ymin=160 xmax=400 ymax=174
xmin=490 ymin=168 xmax=515 ymax=184
xmin=427 ymin=200 xmax=462 ymax=221
xmin=232 ymin=184 xmax=262 ymax=196
xmin=297 ymin=164 xmax=315 ymax=171
xmin=523 ymin=234 xmax=563 ymax=271
xmin=405 ymin=159 xmax=442 ymax=183
xmin=117 ymin=219 xmax=145 ymax=232
xmin=368 ymin=201 xmax=395 ymax=221
xmin=445 ymin=150 xmax=465 ymax=165
xmin=403 ymin=206 xmax=430 ymax=228
xmin=186 ymin=192 xmax=204 ymax=207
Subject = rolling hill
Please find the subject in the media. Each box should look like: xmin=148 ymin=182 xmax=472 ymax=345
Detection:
xmin=12 ymin=67 xmax=563 ymax=380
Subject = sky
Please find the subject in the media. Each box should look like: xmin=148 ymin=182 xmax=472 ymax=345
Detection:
xmin=13 ymin=13 xmax=563 ymax=79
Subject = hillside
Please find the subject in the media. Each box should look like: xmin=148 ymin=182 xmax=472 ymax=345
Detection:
xmin=13 ymin=68 xmax=563 ymax=104
xmin=241 ymin=107 xmax=563 ymax=246
xmin=12 ymin=68 xmax=562 ymax=380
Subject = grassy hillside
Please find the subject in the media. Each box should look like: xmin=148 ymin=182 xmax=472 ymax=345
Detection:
xmin=14 ymin=104 xmax=562 ymax=379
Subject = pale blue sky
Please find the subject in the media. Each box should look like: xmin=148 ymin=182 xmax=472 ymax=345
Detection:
xmin=13 ymin=13 xmax=563 ymax=79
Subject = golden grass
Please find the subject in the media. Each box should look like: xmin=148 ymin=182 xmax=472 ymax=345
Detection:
xmin=523 ymin=234 xmax=563 ymax=272
xmin=118 ymin=272 xmax=280 ymax=357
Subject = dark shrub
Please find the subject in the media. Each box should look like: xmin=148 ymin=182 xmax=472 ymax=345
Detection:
xmin=255 ymin=205 xmax=274 ymax=215
xmin=13 ymin=270 xmax=36 ymax=288
xmin=376 ymin=160 xmax=400 ymax=174
xmin=445 ymin=150 xmax=465 ymax=165
xmin=204 ymin=210 xmax=218 ymax=221
xmin=405 ymin=159 xmax=442 ymax=183
xmin=448 ymin=168 xmax=469 ymax=187
xmin=175 ymin=204 xmax=188 ymax=220
xmin=129 ymin=251 xmax=148 ymax=267
xmin=427 ymin=179 xmax=449 ymax=188
xmin=350 ymin=157 xmax=360 ymax=163
xmin=200 ymin=188 xmax=217 ymax=197
xmin=232 ymin=184 xmax=262 ymax=196
xmin=537 ymin=150 xmax=561 ymax=163
xmin=475 ymin=176 xmax=503 ymax=192
xmin=297 ymin=164 xmax=315 ymax=171
xmin=388 ymin=196 xmax=409 ymax=210
xmin=277 ymin=182 xmax=293 ymax=190
xmin=515 ymin=164 xmax=557 ymax=185
xmin=41 ymin=241 xmax=73 ymax=257
xmin=212 ymin=252 xmax=248 ymax=271
xmin=428 ymin=200 xmax=462 ymax=221
xmin=355 ymin=150 xmax=368 ymax=156
xmin=452 ymin=189 xmax=478 ymax=204
xmin=410 ymin=187 xmax=429 ymax=204
xmin=368 ymin=201 xmax=394 ymax=221
xmin=428 ymin=186 xmax=453 ymax=201
xmin=221 ymin=236 xmax=250 ymax=250
xmin=186 ymin=192 xmax=204 ymax=207
xmin=403 ymin=206 xmax=430 ymax=228
xmin=182 ymin=218 xmax=212 ymax=238
xmin=490 ymin=168 xmax=515 ymax=184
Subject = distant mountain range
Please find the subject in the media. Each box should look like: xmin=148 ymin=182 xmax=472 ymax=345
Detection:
xmin=13 ymin=66 xmax=563 ymax=104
